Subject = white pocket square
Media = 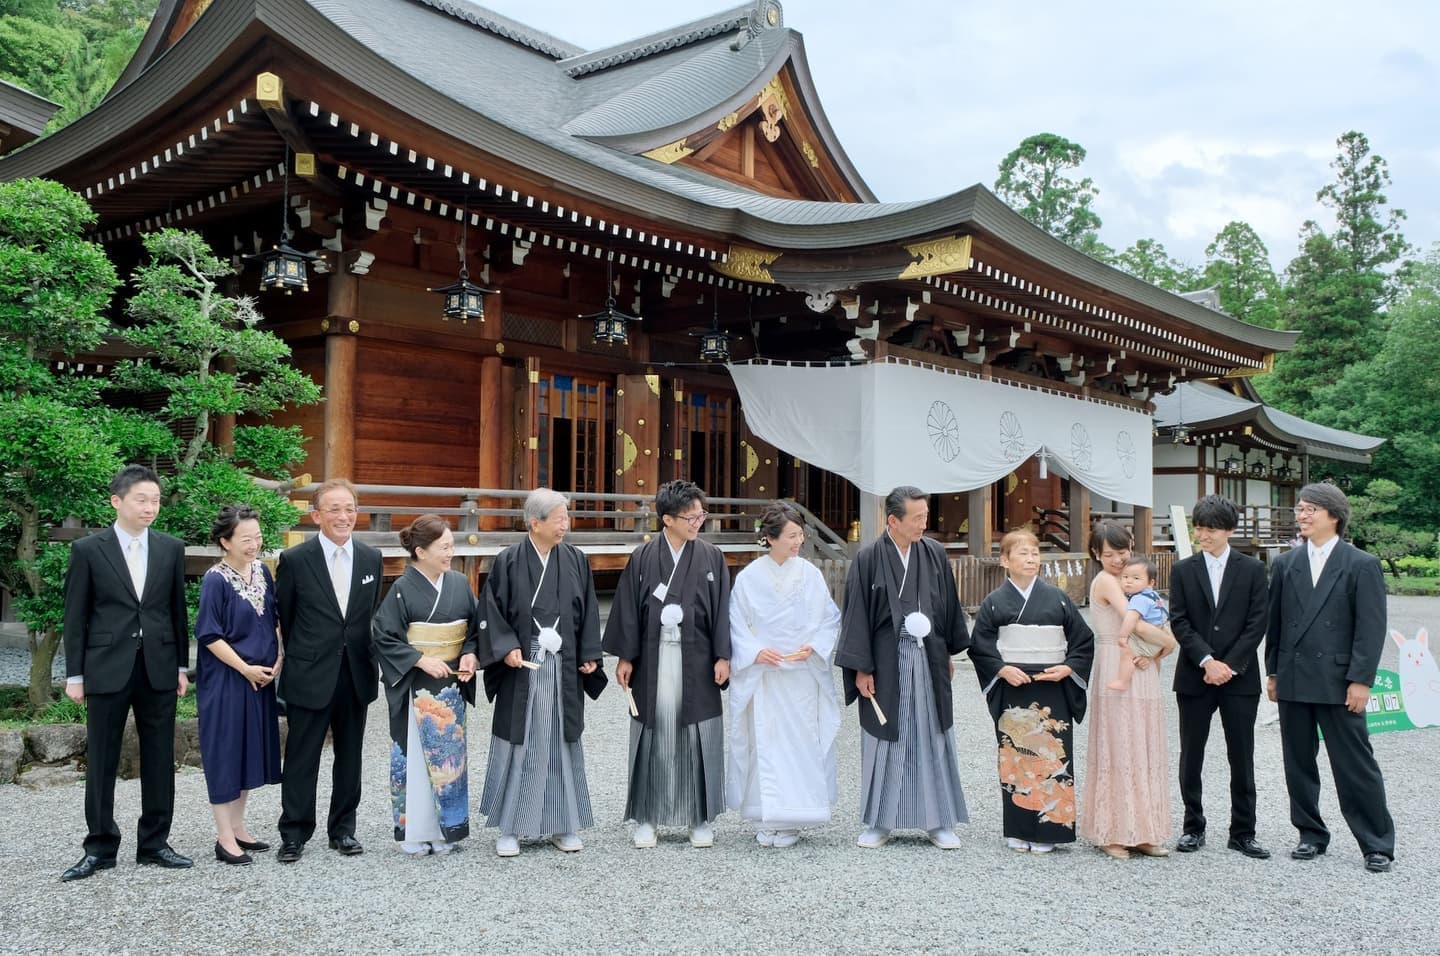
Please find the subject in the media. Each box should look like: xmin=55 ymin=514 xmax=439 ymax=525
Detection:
xmin=362 ymin=574 xmax=376 ymax=584
xmin=706 ymin=571 xmax=715 ymax=582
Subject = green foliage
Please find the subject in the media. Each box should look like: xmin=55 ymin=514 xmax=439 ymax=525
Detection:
xmin=234 ymin=423 xmax=310 ymax=479
xmin=157 ymin=457 xmax=304 ymax=550
xmin=1318 ymin=131 xmax=1410 ymax=280
xmin=117 ymin=228 xmax=322 ymax=473
xmin=0 ymin=0 xmax=157 ymax=131
xmin=1203 ymin=221 xmax=1281 ymax=328
xmin=1346 ymin=478 xmax=1434 ymax=576
xmin=1114 ymin=238 xmax=1201 ymax=291
xmin=1394 ymin=555 xmax=1438 ymax=578
xmin=994 ymin=133 xmax=1104 ymax=252
xmin=33 ymin=694 xmax=87 ymax=724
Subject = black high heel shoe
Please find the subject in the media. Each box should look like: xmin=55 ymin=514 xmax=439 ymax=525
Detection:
xmin=214 ymin=842 xmax=253 ymax=866
xmin=235 ymin=837 xmax=270 ymax=852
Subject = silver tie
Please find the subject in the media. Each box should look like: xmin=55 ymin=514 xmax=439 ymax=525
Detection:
xmin=127 ymin=537 xmax=147 ymax=598
xmin=332 ymin=546 xmax=351 ymax=617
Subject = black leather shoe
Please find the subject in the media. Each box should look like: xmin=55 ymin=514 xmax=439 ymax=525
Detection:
xmin=214 ymin=842 xmax=253 ymax=866
xmin=60 ymin=854 xmax=116 ymax=882
xmin=1227 ymin=836 xmax=1271 ymax=859
xmin=277 ymin=842 xmax=303 ymax=863
xmin=1364 ymin=852 xmax=1393 ymax=873
xmin=136 ymin=846 xmax=193 ymax=869
xmin=328 ymin=834 xmax=364 ymax=856
xmin=1176 ymin=832 xmax=1205 ymax=853
xmin=1291 ymin=841 xmax=1327 ymax=860
xmin=235 ymin=837 xmax=270 ymax=852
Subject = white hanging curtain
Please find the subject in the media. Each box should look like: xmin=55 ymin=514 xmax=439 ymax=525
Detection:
xmin=727 ymin=359 xmax=1153 ymax=505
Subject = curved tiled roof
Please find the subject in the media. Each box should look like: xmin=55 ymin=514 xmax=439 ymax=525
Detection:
xmin=411 ymin=0 xmax=582 ymax=59
xmin=1153 ymin=381 xmax=1383 ymax=462
xmin=559 ymin=3 xmax=756 ymax=77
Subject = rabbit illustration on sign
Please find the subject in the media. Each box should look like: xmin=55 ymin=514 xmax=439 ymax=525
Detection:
xmin=1391 ymin=628 xmax=1440 ymax=728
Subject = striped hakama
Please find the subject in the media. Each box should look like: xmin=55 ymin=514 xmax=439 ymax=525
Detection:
xmin=625 ymin=635 xmax=725 ymax=826
xmin=859 ymin=638 xmax=968 ymax=830
xmin=479 ymin=637 xmax=593 ymax=838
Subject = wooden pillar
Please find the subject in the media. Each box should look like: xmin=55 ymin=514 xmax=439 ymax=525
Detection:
xmin=322 ymin=269 xmax=361 ymax=481
xmin=517 ymin=356 xmax=539 ymax=489
xmin=968 ymin=484 xmax=994 ymax=556
xmin=1133 ymin=505 xmax=1153 ymax=553
xmin=1069 ymin=481 xmax=1091 ymax=557
xmin=477 ymin=353 xmax=505 ymax=530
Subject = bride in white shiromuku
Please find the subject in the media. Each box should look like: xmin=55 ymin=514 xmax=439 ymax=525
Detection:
xmin=726 ymin=502 xmax=841 ymax=847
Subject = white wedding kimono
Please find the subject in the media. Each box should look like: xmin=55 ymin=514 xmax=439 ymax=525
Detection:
xmin=726 ymin=553 xmax=842 ymax=828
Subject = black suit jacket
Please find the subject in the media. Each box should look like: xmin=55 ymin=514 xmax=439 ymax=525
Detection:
xmin=63 ymin=527 xmax=188 ymax=694
xmin=1170 ymin=549 xmax=1268 ymax=697
xmin=276 ymin=535 xmax=382 ymax=709
xmin=1266 ymin=540 xmax=1387 ymax=705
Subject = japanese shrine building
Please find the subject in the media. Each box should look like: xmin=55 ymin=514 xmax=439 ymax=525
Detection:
xmin=0 ymin=0 xmax=1307 ymax=556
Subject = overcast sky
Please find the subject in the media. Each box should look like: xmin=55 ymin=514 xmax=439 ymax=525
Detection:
xmin=478 ymin=0 xmax=1437 ymax=273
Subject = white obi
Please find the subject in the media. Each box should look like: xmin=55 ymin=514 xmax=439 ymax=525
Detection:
xmin=996 ymin=624 xmax=1066 ymax=666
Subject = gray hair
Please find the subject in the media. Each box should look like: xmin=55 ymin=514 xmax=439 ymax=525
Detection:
xmin=1297 ymin=482 xmax=1351 ymax=537
xmin=523 ymin=487 xmax=568 ymax=528
xmin=884 ymin=486 xmax=926 ymax=521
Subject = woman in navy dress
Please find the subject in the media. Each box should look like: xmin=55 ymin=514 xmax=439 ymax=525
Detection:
xmin=195 ymin=504 xmax=283 ymax=865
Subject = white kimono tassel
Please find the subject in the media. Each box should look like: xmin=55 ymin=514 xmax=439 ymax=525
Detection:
xmin=904 ymin=611 xmax=931 ymax=646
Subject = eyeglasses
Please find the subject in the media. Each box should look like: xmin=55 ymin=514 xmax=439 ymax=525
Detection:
xmin=1293 ymin=505 xmax=1321 ymax=517
xmin=677 ymin=511 xmax=709 ymax=525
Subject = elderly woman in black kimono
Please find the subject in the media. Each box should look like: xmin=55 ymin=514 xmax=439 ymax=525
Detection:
xmin=477 ymin=488 xmax=605 ymax=858
xmin=969 ymin=529 xmax=1094 ymax=855
xmin=370 ymin=514 xmax=478 ymax=855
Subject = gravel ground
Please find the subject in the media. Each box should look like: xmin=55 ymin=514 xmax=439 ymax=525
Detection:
xmin=1 ymin=597 xmax=1437 ymax=954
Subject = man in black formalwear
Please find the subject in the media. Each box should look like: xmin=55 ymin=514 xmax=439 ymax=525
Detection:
xmin=275 ymin=479 xmax=382 ymax=861
xmin=1169 ymin=495 xmax=1269 ymax=859
xmin=1267 ymin=483 xmax=1395 ymax=873
xmin=60 ymin=464 xmax=193 ymax=881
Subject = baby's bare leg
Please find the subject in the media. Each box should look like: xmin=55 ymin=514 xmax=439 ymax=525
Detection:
xmin=1106 ymin=649 xmax=1138 ymax=691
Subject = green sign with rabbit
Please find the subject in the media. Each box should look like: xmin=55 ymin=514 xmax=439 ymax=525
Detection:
xmin=1365 ymin=629 xmax=1440 ymax=734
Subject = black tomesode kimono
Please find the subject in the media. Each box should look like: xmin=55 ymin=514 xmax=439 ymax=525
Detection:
xmin=370 ymin=567 xmax=477 ymax=846
xmin=969 ymin=577 xmax=1094 ymax=844
xmin=602 ymin=534 xmax=731 ymax=826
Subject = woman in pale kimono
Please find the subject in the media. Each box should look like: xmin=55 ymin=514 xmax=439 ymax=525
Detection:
xmin=370 ymin=514 xmax=479 ymax=855
xmin=727 ymin=502 xmax=841 ymax=848
xmin=969 ymin=530 xmax=1093 ymax=855
xmin=1078 ymin=520 xmax=1172 ymax=859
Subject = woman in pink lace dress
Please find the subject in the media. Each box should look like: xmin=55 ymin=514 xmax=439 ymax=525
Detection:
xmin=1078 ymin=521 xmax=1173 ymax=859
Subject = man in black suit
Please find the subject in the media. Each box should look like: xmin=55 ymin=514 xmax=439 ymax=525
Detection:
xmin=275 ymin=478 xmax=382 ymax=862
xmin=1169 ymin=495 xmax=1269 ymax=859
xmin=1267 ymin=482 xmax=1395 ymax=873
xmin=60 ymin=464 xmax=193 ymax=881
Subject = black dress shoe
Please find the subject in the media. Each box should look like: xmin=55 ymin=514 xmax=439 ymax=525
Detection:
xmin=136 ymin=846 xmax=194 ymax=869
xmin=1364 ymin=852 xmax=1394 ymax=873
xmin=1227 ymin=836 xmax=1271 ymax=859
xmin=328 ymin=835 xmax=364 ymax=856
xmin=1291 ymin=841 xmax=1327 ymax=860
xmin=235 ymin=837 xmax=270 ymax=852
xmin=1176 ymin=832 xmax=1205 ymax=853
xmin=214 ymin=842 xmax=253 ymax=866
xmin=60 ymin=855 xmax=116 ymax=882
xmin=277 ymin=842 xmax=303 ymax=863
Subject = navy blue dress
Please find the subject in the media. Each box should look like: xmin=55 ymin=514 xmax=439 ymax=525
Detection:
xmin=196 ymin=563 xmax=282 ymax=804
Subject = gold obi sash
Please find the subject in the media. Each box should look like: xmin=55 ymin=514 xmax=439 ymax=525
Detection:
xmin=406 ymin=620 xmax=467 ymax=662
xmin=996 ymin=624 xmax=1066 ymax=666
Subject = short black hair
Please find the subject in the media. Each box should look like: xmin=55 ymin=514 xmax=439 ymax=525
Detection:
xmin=884 ymin=486 xmax=926 ymax=521
xmin=758 ymin=500 xmax=804 ymax=544
xmin=1298 ymin=482 xmax=1351 ymax=537
xmin=210 ymin=503 xmax=261 ymax=546
xmin=656 ymin=479 xmax=705 ymax=519
xmin=1192 ymin=494 xmax=1239 ymax=531
xmin=1088 ymin=519 xmax=1134 ymax=561
xmin=110 ymin=463 xmax=161 ymax=498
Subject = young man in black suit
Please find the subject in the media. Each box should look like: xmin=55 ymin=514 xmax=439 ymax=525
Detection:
xmin=1169 ymin=495 xmax=1269 ymax=859
xmin=275 ymin=478 xmax=382 ymax=862
xmin=61 ymin=464 xmax=193 ymax=881
xmin=1267 ymin=483 xmax=1395 ymax=873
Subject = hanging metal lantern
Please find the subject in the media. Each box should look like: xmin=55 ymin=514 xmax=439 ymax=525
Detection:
xmin=246 ymin=146 xmax=318 ymax=294
xmin=429 ymin=198 xmax=495 ymax=321
xmin=698 ymin=327 xmax=731 ymax=362
xmin=579 ymin=253 xmax=639 ymax=346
